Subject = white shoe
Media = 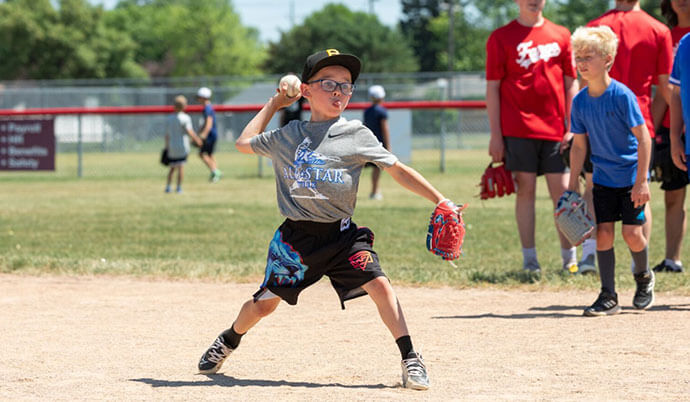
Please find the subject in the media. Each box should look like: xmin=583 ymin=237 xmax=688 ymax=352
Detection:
xmin=401 ymin=352 xmax=429 ymax=390
xmin=563 ymin=260 xmax=578 ymax=274
xmin=369 ymin=193 xmax=383 ymax=201
xmin=578 ymin=254 xmax=597 ymax=274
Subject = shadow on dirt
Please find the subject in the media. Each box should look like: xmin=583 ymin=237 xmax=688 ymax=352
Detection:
xmin=130 ymin=375 xmax=393 ymax=389
xmin=432 ymin=303 xmax=690 ymax=319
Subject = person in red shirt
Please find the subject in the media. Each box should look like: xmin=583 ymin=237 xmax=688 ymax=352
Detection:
xmin=583 ymin=0 xmax=674 ymax=273
xmin=486 ymin=0 xmax=579 ymax=274
xmin=649 ymin=0 xmax=690 ymax=273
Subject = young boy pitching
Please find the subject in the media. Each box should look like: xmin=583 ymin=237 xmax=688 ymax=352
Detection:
xmin=197 ymin=49 xmax=464 ymax=390
xmin=567 ymin=26 xmax=654 ymax=316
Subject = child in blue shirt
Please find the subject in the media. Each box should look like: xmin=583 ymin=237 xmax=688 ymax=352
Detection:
xmin=567 ymin=26 xmax=654 ymax=316
xmin=363 ymin=85 xmax=391 ymax=200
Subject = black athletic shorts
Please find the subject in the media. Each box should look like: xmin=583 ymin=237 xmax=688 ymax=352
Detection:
xmin=253 ymin=218 xmax=386 ymax=309
xmin=504 ymin=137 xmax=568 ymax=175
xmin=593 ymin=183 xmax=646 ymax=225
xmin=653 ymin=127 xmax=689 ymax=191
xmin=200 ymin=138 xmax=216 ymax=155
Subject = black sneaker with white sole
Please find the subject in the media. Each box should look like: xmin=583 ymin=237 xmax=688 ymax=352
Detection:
xmin=583 ymin=290 xmax=621 ymax=317
xmin=198 ymin=335 xmax=234 ymax=374
xmin=633 ymin=271 xmax=655 ymax=310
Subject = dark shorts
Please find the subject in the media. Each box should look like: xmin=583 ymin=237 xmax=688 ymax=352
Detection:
xmin=200 ymin=138 xmax=216 ymax=155
xmin=253 ymin=218 xmax=386 ymax=309
xmin=504 ymin=137 xmax=568 ymax=175
xmin=593 ymin=184 xmax=646 ymax=225
xmin=652 ymin=127 xmax=689 ymax=191
xmin=167 ymin=155 xmax=187 ymax=166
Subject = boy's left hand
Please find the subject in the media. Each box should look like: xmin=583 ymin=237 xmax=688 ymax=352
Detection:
xmin=631 ymin=181 xmax=650 ymax=208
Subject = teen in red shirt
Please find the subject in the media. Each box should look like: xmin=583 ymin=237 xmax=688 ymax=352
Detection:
xmin=649 ymin=0 xmax=690 ymax=273
xmin=486 ymin=0 xmax=579 ymax=273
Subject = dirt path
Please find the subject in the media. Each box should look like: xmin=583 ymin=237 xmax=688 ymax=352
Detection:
xmin=1 ymin=274 xmax=689 ymax=401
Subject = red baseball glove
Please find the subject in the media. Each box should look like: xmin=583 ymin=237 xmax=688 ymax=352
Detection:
xmin=479 ymin=162 xmax=515 ymax=200
xmin=426 ymin=200 xmax=467 ymax=261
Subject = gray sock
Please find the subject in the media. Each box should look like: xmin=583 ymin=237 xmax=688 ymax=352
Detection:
xmin=597 ymin=248 xmax=616 ymax=294
xmin=631 ymin=246 xmax=649 ymax=275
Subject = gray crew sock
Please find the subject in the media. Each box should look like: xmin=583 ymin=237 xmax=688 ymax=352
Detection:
xmin=597 ymin=248 xmax=616 ymax=294
xmin=631 ymin=246 xmax=649 ymax=275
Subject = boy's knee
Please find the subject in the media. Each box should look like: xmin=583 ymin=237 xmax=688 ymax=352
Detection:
xmin=364 ymin=276 xmax=393 ymax=296
xmin=621 ymin=225 xmax=645 ymax=245
xmin=252 ymin=298 xmax=279 ymax=317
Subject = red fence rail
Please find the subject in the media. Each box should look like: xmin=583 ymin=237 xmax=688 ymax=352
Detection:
xmin=0 ymin=100 xmax=486 ymax=116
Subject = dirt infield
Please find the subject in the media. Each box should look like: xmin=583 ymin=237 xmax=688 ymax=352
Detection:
xmin=2 ymin=274 xmax=689 ymax=401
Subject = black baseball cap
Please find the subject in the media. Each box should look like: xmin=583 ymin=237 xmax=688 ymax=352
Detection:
xmin=301 ymin=49 xmax=361 ymax=83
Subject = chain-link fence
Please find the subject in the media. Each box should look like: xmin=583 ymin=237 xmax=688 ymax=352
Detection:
xmin=0 ymin=72 xmax=490 ymax=177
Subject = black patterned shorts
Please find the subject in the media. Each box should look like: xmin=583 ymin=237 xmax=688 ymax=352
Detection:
xmin=253 ymin=218 xmax=386 ymax=309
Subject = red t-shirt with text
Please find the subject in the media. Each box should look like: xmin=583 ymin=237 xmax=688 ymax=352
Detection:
xmin=662 ymin=26 xmax=690 ymax=129
xmin=486 ymin=19 xmax=576 ymax=141
xmin=588 ymin=10 xmax=673 ymax=136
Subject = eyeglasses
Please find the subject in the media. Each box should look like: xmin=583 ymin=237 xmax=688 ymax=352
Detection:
xmin=306 ymin=79 xmax=355 ymax=95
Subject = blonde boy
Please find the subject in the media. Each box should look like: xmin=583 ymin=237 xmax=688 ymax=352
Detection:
xmin=568 ymin=26 xmax=654 ymax=316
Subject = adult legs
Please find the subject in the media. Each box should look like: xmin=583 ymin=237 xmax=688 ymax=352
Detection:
xmin=664 ymin=187 xmax=686 ymax=262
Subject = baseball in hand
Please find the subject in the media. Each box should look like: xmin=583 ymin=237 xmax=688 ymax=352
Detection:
xmin=279 ymin=74 xmax=301 ymax=98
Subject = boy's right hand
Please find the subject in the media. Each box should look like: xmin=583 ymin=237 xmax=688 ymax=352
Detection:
xmin=272 ymin=86 xmax=302 ymax=110
xmin=671 ymin=141 xmax=687 ymax=172
xmin=488 ymin=135 xmax=505 ymax=162
xmin=631 ymin=180 xmax=650 ymax=209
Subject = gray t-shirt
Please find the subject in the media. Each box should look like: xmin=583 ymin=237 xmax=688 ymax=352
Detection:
xmin=251 ymin=117 xmax=398 ymax=222
xmin=166 ymin=112 xmax=193 ymax=159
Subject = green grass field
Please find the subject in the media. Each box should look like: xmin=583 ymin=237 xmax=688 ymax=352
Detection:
xmin=2 ymin=148 xmax=689 ymax=294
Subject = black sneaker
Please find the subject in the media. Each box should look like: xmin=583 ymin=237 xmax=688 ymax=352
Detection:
xmin=198 ymin=335 xmax=234 ymax=374
xmin=633 ymin=271 xmax=655 ymax=310
xmin=583 ymin=290 xmax=621 ymax=317
xmin=652 ymin=260 xmax=684 ymax=273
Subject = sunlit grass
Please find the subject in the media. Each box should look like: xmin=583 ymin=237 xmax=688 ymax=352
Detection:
xmin=2 ymin=148 xmax=689 ymax=294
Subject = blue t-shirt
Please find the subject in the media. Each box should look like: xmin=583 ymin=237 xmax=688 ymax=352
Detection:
xmin=363 ymin=104 xmax=388 ymax=146
xmin=670 ymin=33 xmax=690 ymax=154
xmin=570 ymin=79 xmax=646 ymax=187
xmin=202 ymin=104 xmax=217 ymax=142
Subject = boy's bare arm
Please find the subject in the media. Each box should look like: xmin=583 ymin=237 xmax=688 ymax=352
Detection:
xmin=630 ymin=124 xmax=651 ymax=208
xmin=561 ymin=76 xmax=579 ymax=153
xmin=486 ymin=80 xmax=504 ymax=162
xmin=186 ymin=127 xmax=202 ymax=147
xmin=384 ymin=161 xmax=445 ymax=204
xmin=236 ymin=91 xmax=299 ymax=154
xmin=567 ymin=134 xmax=587 ymax=193
xmin=381 ymin=118 xmax=391 ymax=151
xmin=199 ymin=115 xmax=213 ymax=139
xmin=670 ymin=86 xmax=687 ymax=171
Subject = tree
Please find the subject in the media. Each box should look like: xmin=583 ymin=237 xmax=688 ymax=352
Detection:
xmin=106 ymin=0 xmax=265 ymax=77
xmin=0 ymin=0 xmax=145 ymax=80
xmin=400 ymin=0 xmax=443 ymax=72
xmin=264 ymin=4 xmax=418 ymax=75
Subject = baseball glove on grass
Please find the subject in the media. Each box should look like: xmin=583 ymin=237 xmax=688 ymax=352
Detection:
xmin=555 ymin=191 xmax=595 ymax=246
xmin=479 ymin=162 xmax=515 ymax=200
xmin=426 ymin=200 xmax=467 ymax=261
